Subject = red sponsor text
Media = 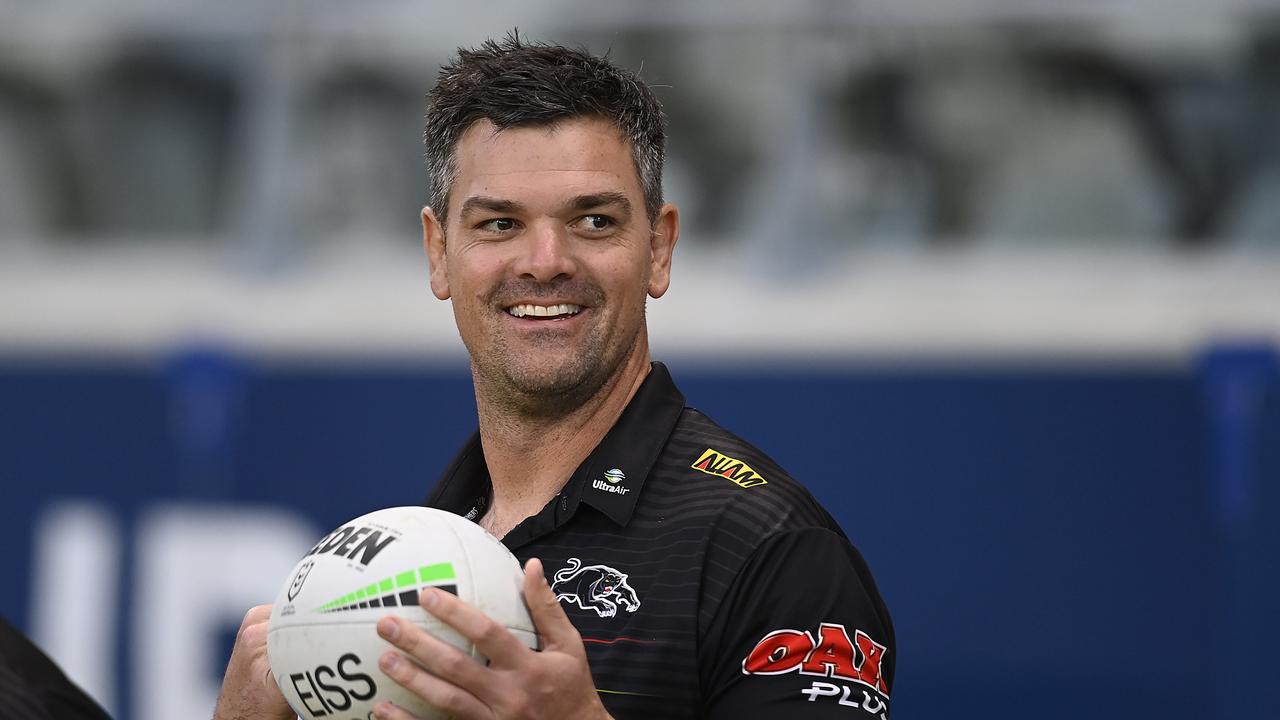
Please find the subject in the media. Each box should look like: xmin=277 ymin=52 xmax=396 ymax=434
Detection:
xmin=742 ymin=622 xmax=888 ymax=695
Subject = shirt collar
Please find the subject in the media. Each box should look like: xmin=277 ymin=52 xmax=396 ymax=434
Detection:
xmin=426 ymin=428 xmax=490 ymax=520
xmin=425 ymin=362 xmax=686 ymax=529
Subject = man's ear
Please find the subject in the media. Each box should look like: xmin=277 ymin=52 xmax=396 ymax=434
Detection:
xmin=423 ymin=206 xmax=450 ymax=300
xmin=647 ymin=203 xmax=680 ymax=299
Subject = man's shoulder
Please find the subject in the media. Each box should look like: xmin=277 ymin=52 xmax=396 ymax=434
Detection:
xmin=646 ymin=407 xmax=843 ymax=541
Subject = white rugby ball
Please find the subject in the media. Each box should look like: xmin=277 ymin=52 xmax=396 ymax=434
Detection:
xmin=268 ymin=506 xmax=537 ymax=720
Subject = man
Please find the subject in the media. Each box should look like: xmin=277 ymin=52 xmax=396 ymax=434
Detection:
xmin=215 ymin=34 xmax=894 ymax=720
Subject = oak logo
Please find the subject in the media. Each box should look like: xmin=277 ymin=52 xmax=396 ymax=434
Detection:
xmin=691 ymin=449 xmax=768 ymax=488
xmin=742 ymin=623 xmax=889 ymax=696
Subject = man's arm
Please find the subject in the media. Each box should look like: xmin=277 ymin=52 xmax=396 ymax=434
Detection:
xmin=699 ymin=527 xmax=895 ymax=719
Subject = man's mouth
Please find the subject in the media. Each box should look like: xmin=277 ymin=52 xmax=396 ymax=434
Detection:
xmin=505 ymin=303 xmax=584 ymax=320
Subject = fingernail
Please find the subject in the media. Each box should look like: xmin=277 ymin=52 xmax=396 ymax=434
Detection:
xmin=377 ymin=617 xmax=399 ymax=640
xmin=421 ymin=588 xmax=438 ymax=608
xmin=380 ymin=652 xmax=400 ymax=671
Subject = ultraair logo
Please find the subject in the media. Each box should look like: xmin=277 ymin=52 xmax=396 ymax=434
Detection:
xmin=692 ymin=449 xmax=768 ymax=488
xmin=315 ymin=562 xmax=458 ymax=614
xmin=592 ymin=468 xmax=630 ymax=495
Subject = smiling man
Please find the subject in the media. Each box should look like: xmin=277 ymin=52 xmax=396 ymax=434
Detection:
xmin=425 ymin=112 xmax=674 ymax=543
xmin=215 ymin=34 xmax=894 ymax=720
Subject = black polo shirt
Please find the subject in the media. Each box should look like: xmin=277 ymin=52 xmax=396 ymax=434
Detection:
xmin=426 ymin=363 xmax=895 ymax=719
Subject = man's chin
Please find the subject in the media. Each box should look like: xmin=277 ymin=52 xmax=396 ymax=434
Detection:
xmin=506 ymin=364 xmax=596 ymax=399
xmin=475 ymin=357 xmax=603 ymax=414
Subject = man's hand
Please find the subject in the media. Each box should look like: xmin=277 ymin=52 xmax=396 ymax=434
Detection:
xmin=372 ymin=557 xmax=612 ymax=720
xmin=212 ymin=605 xmax=295 ymax=720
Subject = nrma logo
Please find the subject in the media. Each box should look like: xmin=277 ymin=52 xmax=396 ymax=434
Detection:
xmin=691 ymin=449 xmax=767 ymax=488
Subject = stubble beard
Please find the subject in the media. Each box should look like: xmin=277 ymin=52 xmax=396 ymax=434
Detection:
xmin=467 ymin=281 xmax=641 ymax=420
xmin=474 ymin=324 xmax=634 ymax=419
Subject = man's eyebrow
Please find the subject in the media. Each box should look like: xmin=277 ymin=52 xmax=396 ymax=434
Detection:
xmin=459 ymin=196 xmax=527 ymax=218
xmin=564 ymin=192 xmax=632 ymax=215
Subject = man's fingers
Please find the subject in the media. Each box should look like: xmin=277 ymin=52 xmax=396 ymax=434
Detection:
xmin=371 ymin=701 xmax=420 ymax=720
xmin=416 ymin=587 xmax=528 ymax=663
xmin=239 ymin=616 xmax=269 ymax=649
xmin=248 ymin=604 xmax=273 ymax=620
xmin=522 ymin=558 xmax=581 ymax=652
xmin=375 ymin=649 xmax=489 ymax=720
xmin=240 ymin=604 xmax=272 ymax=630
xmin=372 ymin=700 xmax=422 ymax=720
xmin=377 ymin=616 xmax=490 ymax=692
xmin=216 ymin=604 xmax=293 ymax=720
xmin=237 ymin=604 xmax=275 ymax=689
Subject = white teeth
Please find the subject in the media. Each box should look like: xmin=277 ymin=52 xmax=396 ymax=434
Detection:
xmin=506 ymin=303 xmax=582 ymax=318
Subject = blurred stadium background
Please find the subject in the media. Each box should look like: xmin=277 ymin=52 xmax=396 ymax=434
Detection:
xmin=1 ymin=1 xmax=1278 ymax=718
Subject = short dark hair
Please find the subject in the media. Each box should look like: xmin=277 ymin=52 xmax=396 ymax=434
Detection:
xmin=424 ymin=32 xmax=666 ymax=225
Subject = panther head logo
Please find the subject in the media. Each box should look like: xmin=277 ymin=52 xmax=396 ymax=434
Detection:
xmin=550 ymin=558 xmax=640 ymax=618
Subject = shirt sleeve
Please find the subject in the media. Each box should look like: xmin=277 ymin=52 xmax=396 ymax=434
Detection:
xmin=698 ymin=526 xmax=895 ymax=719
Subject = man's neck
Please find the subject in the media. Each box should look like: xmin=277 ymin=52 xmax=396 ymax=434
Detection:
xmin=474 ymin=349 xmax=652 ymax=538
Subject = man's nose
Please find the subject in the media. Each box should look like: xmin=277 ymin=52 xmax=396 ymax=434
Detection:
xmin=511 ymin=221 xmax=577 ymax=282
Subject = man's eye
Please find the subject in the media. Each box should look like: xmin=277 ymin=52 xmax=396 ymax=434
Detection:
xmin=576 ymin=214 xmax=613 ymax=232
xmin=481 ymin=218 xmax=516 ymax=233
